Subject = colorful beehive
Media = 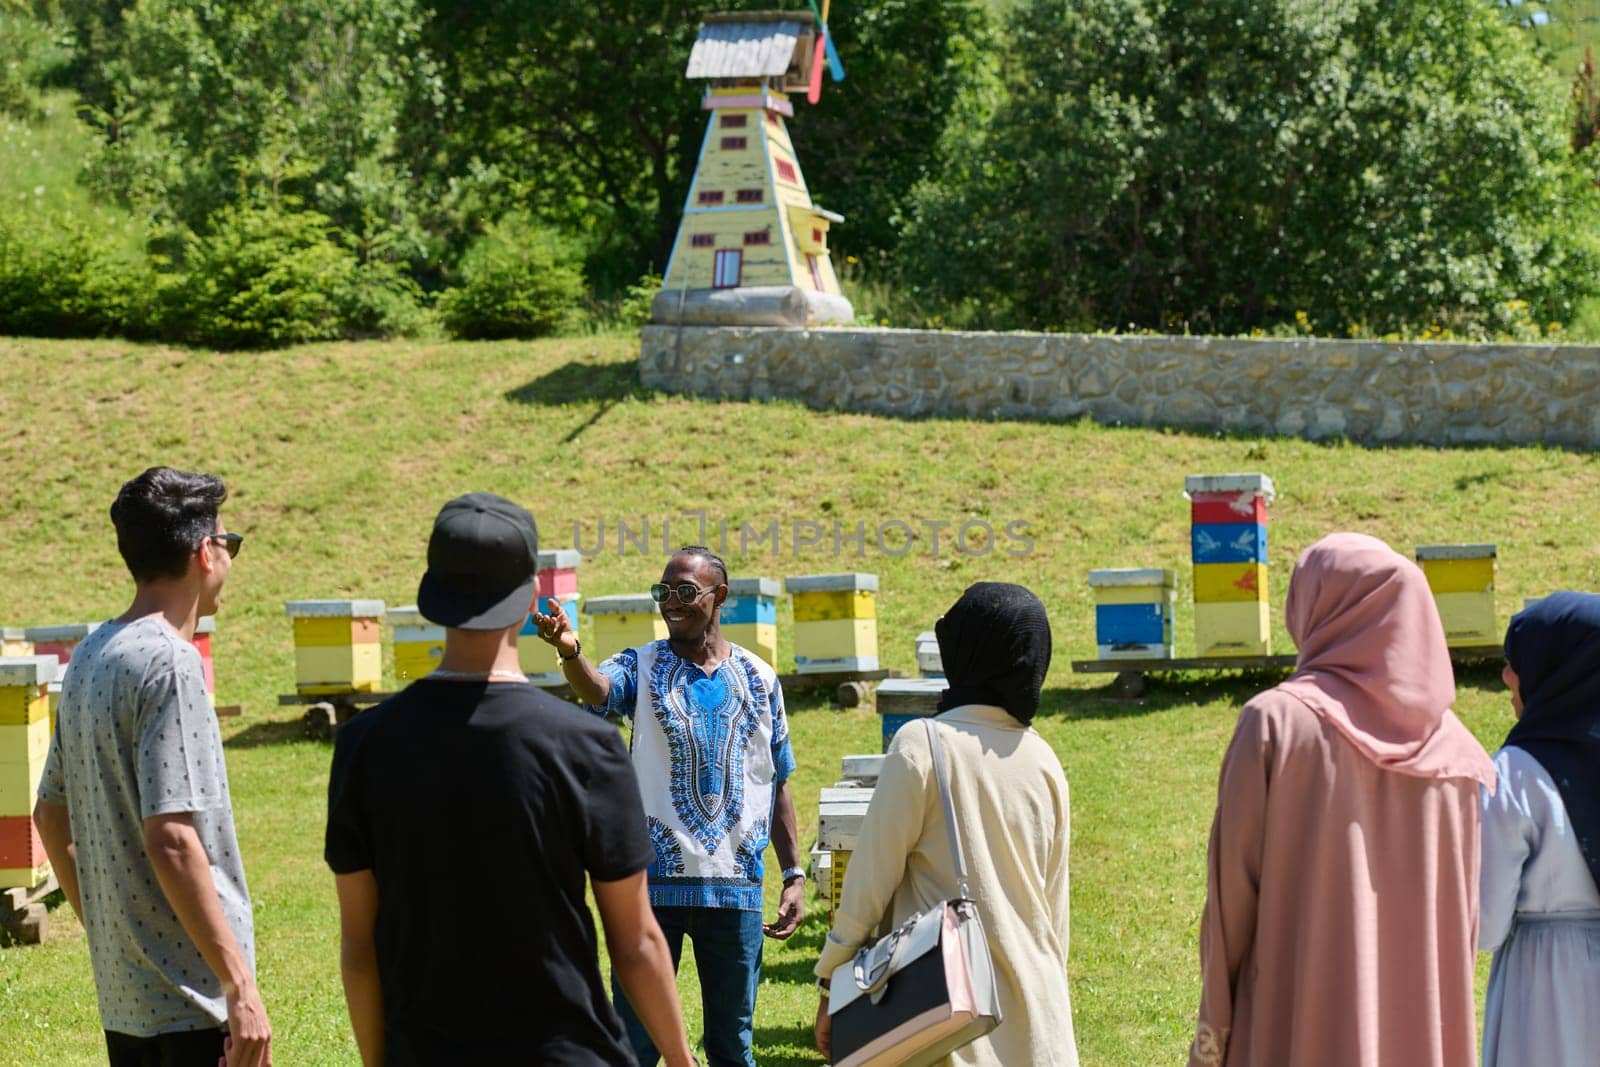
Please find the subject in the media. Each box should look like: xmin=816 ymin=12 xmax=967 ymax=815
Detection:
xmin=285 ymin=600 xmax=384 ymax=695
xmin=1416 ymin=545 xmax=1497 ymax=646
xmin=787 ymin=573 xmax=878 ymax=674
xmin=875 ymin=677 xmax=944 ymax=753
xmin=1 ymin=628 xmax=30 ymax=657
xmin=1088 ymin=569 xmax=1177 ymax=659
xmin=518 ymin=550 xmax=584 ymax=681
xmin=914 ymin=631 xmax=944 ymax=678
xmin=189 ymin=615 xmax=216 ymax=705
xmin=720 ymin=577 xmax=780 ymax=668
xmin=1186 ymin=474 xmax=1274 ymax=657
xmin=388 ymin=606 xmax=445 ymax=682
xmin=587 ymin=595 xmax=668 ymax=663
xmin=24 ymin=622 xmax=100 ymax=671
xmin=0 ymin=656 xmax=58 ymax=889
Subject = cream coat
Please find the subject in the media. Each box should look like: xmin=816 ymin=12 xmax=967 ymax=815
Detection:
xmin=815 ymin=705 xmax=1079 ymax=1066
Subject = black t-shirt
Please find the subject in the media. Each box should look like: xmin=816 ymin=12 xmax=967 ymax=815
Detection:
xmin=325 ymin=679 xmax=655 ymax=1065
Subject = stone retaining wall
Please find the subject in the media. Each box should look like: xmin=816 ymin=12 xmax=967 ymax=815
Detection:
xmin=638 ymin=326 xmax=1600 ymax=448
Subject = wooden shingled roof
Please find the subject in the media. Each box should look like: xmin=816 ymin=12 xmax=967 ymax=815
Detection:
xmin=685 ymin=11 xmax=815 ymax=80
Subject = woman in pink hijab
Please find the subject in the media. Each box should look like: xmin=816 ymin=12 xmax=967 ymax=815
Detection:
xmin=1188 ymin=533 xmax=1495 ymax=1067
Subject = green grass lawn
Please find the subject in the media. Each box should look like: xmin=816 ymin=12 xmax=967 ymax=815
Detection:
xmin=1 ymin=334 xmax=1597 ymax=1064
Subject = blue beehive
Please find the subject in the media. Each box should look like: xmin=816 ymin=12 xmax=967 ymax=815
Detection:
xmin=1088 ymin=569 xmax=1177 ymax=659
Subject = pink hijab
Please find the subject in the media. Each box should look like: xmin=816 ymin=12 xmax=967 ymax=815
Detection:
xmin=1276 ymin=532 xmax=1495 ymax=789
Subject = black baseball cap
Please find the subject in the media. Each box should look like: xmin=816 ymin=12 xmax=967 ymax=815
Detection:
xmin=416 ymin=493 xmax=540 ymax=630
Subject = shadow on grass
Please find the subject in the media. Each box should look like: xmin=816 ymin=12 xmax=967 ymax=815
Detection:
xmin=225 ymin=715 xmax=330 ymax=748
xmin=504 ymin=359 xmax=654 ymax=443
xmin=754 ymin=1025 xmax=825 ymax=1067
xmin=1045 ymin=672 xmax=1279 ymax=722
xmin=760 ymin=914 xmax=829 ymax=985
xmin=505 ymin=359 xmax=651 ymax=407
xmin=1048 ymin=658 xmax=1509 ymax=722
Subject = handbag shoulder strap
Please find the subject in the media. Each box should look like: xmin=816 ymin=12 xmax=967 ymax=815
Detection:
xmin=922 ymin=718 xmax=971 ymax=900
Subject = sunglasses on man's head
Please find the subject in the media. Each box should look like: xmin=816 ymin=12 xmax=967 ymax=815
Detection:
xmin=650 ymin=582 xmax=714 ymax=604
xmin=205 ymin=533 xmax=244 ymax=558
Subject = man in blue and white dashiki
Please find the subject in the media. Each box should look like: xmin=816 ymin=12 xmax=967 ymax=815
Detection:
xmin=533 ymin=546 xmax=804 ymax=1067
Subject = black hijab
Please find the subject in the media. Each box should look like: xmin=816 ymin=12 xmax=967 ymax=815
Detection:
xmin=1504 ymin=591 xmax=1600 ymax=893
xmin=935 ymin=582 xmax=1052 ymax=725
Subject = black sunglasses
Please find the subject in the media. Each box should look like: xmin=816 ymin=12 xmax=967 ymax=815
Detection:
xmin=205 ymin=532 xmax=244 ymax=559
xmin=650 ymin=581 xmax=715 ymax=604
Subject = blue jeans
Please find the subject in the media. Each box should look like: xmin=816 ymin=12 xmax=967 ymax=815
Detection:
xmin=614 ymin=905 xmax=764 ymax=1067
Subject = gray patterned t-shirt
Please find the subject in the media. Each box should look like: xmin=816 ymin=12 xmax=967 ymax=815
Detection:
xmin=37 ymin=616 xmax=254 ymax=1037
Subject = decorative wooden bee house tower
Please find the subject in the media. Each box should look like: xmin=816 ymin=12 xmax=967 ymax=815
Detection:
xmin=653 ymin=10 xmax=853 ymax=328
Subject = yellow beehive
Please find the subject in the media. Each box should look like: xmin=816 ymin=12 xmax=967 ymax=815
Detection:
xmin=0 ymin=628 xmax=30 ymax=657
xmin=1193 ymin=601 xmax=1272 ymax=658
xmin=587 ymin=595 xmax=668 ymax=663
xmin=787 ymin=573 xmax=878 ymax=674
xmin=387 ymin=606 xmax=445 ymax=683
xmin=1 ymin=656 xmax=57 ymax=889
xmin=285 ymin=600 xmax=385 ymax=694
xmin=1416 ymin=545 xmax=1497 ymax=646
xmin=720 ymin=577 xmax=780 ymax=668
xmin=0 ymin=656 xmax=55 ymax=733
xmin=828 ymin=850 xmax=851 ymax=921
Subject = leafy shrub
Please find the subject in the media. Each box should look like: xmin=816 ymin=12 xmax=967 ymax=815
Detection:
xmin=0 ymin=209 xmax=164 ymax=337
xmin=437 ymin=215 xmax=585 ymax=340
xmin=172 ymin=202 xmax=423 ymax=348
xmin=613 ymin=272 xmax=662 ymax=328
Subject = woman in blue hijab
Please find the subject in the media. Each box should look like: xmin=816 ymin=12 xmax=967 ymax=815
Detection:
xmin=1480 ymin=591 xmax=1600 ymax=1066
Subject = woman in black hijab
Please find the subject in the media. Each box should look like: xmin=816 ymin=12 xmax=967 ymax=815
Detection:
xmin=935 ymin=582 xmax=1052 ymax=725
xmin=813 ymin=582 xmax=1080 ymax=1066
xmin=1479 ymin=591 xmax=1600 ymax=1066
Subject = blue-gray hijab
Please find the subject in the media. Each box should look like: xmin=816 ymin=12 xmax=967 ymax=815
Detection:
xmin=1504 ymin=591 xmax=1600 ymax=893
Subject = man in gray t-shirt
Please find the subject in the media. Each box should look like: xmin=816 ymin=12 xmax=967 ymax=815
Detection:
xmin=33 ymin=467 xmax=270 ymax=1067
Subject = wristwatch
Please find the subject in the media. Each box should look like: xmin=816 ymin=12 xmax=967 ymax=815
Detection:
xmin=559 ymin=640 xmax=583 ymax=662
xmin=781 ymin=865 xmax=806 ymax=884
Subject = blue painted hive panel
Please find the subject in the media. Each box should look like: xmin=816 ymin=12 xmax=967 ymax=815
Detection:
xmin=720 ymin=596 xmax=777 ymax=626
xmin=1191 ymin=522 xmax=1268 ymax=564
xmin=1094 ymin=603 xmax=1171 ymax=646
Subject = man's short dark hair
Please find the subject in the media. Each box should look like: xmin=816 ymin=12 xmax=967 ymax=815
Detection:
xmin=110 ymin=467 xmax=228 ymax=582
xmin=673 ymin=545 xmax=728 ymax=586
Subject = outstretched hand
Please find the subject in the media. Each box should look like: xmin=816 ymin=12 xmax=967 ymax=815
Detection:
xmin=529 ymin=600 xmax=578 ymax=659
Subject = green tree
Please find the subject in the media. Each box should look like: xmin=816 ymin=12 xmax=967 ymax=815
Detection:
xmin=69 ymin=0 xmax=438 ymax=268
xmin=899 ymin=0 xmax=1600 ymax=335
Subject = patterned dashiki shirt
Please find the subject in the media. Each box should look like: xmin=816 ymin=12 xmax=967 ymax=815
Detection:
xmin=590 ymin=640 xmax=795 ymax=910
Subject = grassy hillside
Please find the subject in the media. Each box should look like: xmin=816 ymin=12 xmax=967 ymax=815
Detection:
xmin=0 ymin=335 xmax=1597 ymax=1064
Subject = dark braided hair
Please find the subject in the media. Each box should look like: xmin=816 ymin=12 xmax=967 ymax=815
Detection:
xmin=673 ymin=545 xmax=728 ymax=586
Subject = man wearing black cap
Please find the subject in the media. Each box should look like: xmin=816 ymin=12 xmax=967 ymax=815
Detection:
xmin=324 ymin=493 xmax=698 ymax=1066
